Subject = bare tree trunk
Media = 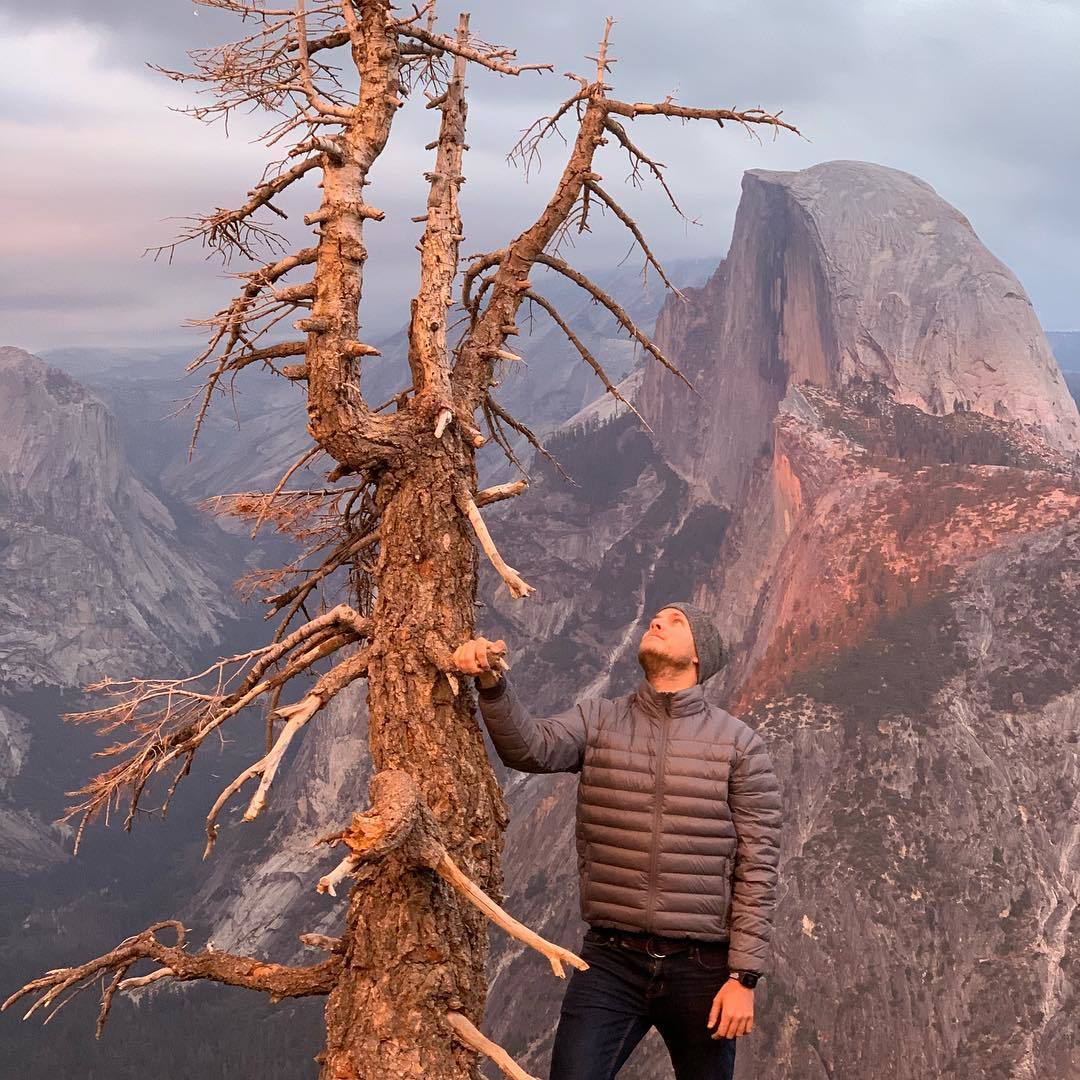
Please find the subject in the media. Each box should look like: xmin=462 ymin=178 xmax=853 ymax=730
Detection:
xmin=320 ymin=445 xmax=508 ymax=1079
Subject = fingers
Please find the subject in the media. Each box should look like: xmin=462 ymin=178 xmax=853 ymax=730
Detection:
xmin=712 ymin=1019 xmax=741 ymax=1040
xmin=707 ymin=988 xmax=753 ymax=1040
xmin=720 ymin=1014 xmax=747 ymax=1039
xmin=452 ymin=637 xmax=507 ymax=675
xmin=451 ymin=641 xmax=479 ymax=674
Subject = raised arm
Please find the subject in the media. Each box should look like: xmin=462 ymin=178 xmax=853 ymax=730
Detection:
xmin=452 ymin=636 xmax=591 ymax=774
xmin=475 ymin=673 xmax=590 ymax=774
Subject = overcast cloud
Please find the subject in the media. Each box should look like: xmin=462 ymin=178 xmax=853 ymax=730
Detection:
xmin=0 ymin=0 xmax=1077 ymax=351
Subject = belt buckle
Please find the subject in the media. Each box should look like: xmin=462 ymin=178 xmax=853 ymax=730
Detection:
xmin=645 ymin=935 xmax=668 ymax=959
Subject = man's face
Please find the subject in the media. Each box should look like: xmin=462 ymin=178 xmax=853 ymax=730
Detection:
xmin=638 ymin=607 xmax=698 ymax=679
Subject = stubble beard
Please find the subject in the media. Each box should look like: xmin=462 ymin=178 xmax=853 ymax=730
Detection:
xmin=638 ymin=641 xmax=694 ymax=683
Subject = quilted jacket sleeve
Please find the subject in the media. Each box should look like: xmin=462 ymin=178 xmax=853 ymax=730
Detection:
xmin=474 ymin=674 xmax=591 ymax=774
xmin=726 ymin=726 xmax=783 ymax=975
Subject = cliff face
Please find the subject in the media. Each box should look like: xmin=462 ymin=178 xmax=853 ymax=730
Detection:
xmin=638 ymin=161 xmax=1080 ymax=513
xmin=0 ymin=347 xmax=247 ymax=885
xmin=707 ymin=384 xmax=1080 ymax=1080
xmin=0 ymin=346 xmax=232 ymax=689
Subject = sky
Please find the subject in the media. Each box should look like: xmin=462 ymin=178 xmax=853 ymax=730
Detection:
xmin=0 ymin=0 xmax=1078 ymax=352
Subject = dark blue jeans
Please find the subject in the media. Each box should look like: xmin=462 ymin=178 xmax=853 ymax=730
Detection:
xmin=549 ymin=929 xmax=738 ymax=1079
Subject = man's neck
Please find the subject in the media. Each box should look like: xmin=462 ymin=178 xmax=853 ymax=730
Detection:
xmin=647 ymin=669 xmax=698 ymax=693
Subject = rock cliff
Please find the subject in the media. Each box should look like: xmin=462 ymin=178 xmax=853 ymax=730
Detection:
xmin=0 ymin=347 xmax=247 ymax=889
xmin=637 ymin=161 xmax=1080 ymax=513
xmin=0 ymin=346 xmax=232 ymax=688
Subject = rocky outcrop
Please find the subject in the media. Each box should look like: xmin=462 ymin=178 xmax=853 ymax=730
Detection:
xmin=0 ymin=346 xmax=233 ymax=688
xmin=638 ymin=161 xmax=1080 ymax=511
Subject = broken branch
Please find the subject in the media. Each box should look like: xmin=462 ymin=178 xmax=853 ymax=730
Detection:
xmin=461 ymin=493 xmax=536 ymax=599
xmin=445 ymin=1011 xmax=542 ymax=1080
xmin=2 ymin=921 xmax=338 ymax=1038
xmin=316 ymin=771 xmax=586 ymax=978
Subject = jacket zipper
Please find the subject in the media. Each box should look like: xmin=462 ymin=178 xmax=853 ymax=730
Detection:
xmin=644 ymin=709 xmax=670 ymax=933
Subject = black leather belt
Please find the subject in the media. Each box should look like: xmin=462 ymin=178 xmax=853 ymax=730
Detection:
xmin=585 ymin=926 xmax=730 ymax=959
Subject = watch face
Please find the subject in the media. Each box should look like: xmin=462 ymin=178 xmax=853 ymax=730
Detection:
xmin=739 ymin=972 xmax=760 ymax=988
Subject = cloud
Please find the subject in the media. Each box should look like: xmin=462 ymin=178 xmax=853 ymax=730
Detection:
xmin=0 ymin=0 xmax=1077 ymax=353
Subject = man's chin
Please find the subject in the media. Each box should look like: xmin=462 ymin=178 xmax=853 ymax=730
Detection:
xmin=637 ymin=643 xmax=665 ymax=666
xmin=638 ymin=645 xmax=685 ymax=679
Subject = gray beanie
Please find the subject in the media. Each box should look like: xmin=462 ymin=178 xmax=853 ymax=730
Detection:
xmin=659 ymin=601 xmax=726 ymax=684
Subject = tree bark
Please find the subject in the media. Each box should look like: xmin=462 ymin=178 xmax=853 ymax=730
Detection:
xmin=319 ymin=436 xmax=509 ymax=1079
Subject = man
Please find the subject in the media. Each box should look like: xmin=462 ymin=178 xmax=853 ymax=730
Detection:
xmin=452 ymin=602 xmax=783 ymax=1080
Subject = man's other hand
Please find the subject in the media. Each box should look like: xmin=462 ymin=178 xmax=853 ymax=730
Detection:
xmin=707 ymin=979 xmax=754 ymax=1040
xmin=452 ymin=637 xmax=508 ymax=687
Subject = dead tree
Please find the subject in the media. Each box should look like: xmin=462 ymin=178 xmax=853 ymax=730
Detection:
xmin=3 ymin=3 xmax=798 ymax=1077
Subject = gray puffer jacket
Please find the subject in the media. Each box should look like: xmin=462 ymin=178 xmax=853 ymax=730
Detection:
xmin=476 ymin=673 xmax=782 ymax=974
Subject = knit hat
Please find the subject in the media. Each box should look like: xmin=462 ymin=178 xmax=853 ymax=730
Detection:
xmin=658 ymin=601 xmax=726 ymax=684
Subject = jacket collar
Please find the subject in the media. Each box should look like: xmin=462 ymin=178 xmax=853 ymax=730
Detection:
xmin=634 ymin=676 xmax=706 ymax=719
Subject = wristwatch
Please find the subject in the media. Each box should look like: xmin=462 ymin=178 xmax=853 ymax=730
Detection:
xmin=728 ymin=970 xmax=761 ymax=989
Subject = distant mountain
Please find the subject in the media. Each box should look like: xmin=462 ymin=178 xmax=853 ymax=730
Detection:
xmin=0 ymin=345 xmax=281 ymax=1080
xmin=0 ymin=347 xmax=236 ymax=689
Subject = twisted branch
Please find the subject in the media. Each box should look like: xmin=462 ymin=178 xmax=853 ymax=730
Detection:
xmin=2 ymin=921 xmax=338 ymax=1037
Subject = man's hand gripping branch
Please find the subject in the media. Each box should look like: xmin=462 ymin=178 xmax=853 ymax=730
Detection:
xmin=452 ymin=636 xmax=510 ymax=689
